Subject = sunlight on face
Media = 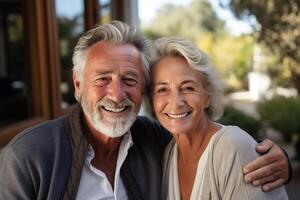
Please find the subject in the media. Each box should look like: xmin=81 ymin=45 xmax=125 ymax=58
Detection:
xmin=75 ymin=42 xmax=144 ymax=137
xmin=151 ymin=56 xmax=210 ymax=136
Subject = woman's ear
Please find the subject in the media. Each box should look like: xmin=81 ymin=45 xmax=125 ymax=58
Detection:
xmin=204 ymin=95 xmax=210 ymax=108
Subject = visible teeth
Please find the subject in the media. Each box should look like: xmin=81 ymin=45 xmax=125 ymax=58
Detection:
xmin=167 ymin=112 xmax=189 ymax=119
xmin=103 ymin=106 xmax=126 ymax=112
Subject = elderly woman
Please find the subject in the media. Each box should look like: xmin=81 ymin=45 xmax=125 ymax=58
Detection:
xmin=149 ymin=37 xmax=288 ymax=200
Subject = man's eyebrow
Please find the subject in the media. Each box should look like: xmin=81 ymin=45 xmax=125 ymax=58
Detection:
xmin=93 ymin=70 xmax=113 ymax=75
xmin=123 ymin=70 xmax=139 ymax=78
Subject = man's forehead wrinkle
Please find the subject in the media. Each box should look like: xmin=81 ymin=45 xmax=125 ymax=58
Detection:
xmin=88 ymin=41 xmax=141 ymax=56
xmin=88 ymin=48 xmax=141 ymax=65
xmin=91 ymin=67 xmax=139 ymax=74
xmin=89 ymin=56 xmax=140 ymax=66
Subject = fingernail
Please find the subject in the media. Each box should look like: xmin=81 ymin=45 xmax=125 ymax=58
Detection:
xmin=263 ymin=185 xmax=269 ymax=191
xmin=243 ymin=168 xmax=249 ymax=174
xmin=253 ymin=180 xmax=260 ymax=186
xmin=245 ymin=176 xmax=252 ymax=182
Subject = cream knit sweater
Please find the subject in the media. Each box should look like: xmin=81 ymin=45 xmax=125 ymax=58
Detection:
xmin=162 ymin=125 xmax=288 ymax=200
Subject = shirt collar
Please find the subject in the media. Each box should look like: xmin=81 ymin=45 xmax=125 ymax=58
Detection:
xmin=85 ymin=131 xmax=133 ymax=168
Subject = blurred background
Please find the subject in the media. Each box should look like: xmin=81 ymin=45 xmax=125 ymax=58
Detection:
xmin=0 ymin=0 xmax=299 ymax=197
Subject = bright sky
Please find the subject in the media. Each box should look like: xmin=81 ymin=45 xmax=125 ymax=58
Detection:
xmin=55 ymin=0 xmax=254 ymax=36
xmin=138 ymin=0 xmax=189 ymax=24
xmin=138 ymin=0 xmax=254 ymax=36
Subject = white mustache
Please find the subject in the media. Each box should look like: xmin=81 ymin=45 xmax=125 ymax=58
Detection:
xmin=96 ymin=98 xmax=135 ymax=109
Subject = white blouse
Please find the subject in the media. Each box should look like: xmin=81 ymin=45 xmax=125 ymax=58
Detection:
xmin=167 ymin=131 xmax=219 ymax=200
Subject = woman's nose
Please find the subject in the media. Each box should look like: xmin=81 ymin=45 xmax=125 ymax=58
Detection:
xmin=169 ymin=90 xmax=185 ymax=108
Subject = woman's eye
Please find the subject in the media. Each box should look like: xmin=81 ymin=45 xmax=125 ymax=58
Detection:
xmin=182 ymin=87 xmax=194 ymax=92
xmin=156 ymin=88 xmax=167 ymax=94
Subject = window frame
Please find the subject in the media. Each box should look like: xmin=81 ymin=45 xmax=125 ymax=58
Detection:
xmin=0 ymin=0 xmax=123 ymax=147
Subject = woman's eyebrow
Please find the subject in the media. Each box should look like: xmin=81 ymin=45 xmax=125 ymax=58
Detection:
xmin=181 ymin=80 xmax=196 ymax=85
xmin=154 ymin=81 xmax=168 ymax=86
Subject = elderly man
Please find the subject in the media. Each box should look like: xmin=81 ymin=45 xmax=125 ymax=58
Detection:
xmin=0 ymin=21 xmax=291 ymax=200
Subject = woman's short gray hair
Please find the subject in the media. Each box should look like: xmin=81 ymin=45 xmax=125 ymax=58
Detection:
xmin=150 ymin=37 xmax=224 ymax=121
xmin=72 ymin=20 xmax=150 ymax=87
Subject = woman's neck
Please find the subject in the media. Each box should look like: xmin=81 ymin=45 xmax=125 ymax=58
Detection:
xmin=175 ymin=120 xmax=219 ymax=163
xmin=175 ymin=120 xmax=221 ymax=200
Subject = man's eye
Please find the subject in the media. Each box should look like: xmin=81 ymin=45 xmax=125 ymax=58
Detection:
xmin=124 ymin=78 xmax=138 ymax=86
xmin=95 ymin=77 xmax=110 ymax=86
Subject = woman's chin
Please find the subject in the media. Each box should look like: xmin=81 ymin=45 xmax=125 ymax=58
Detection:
xmin=163 ymin=124 xmax=191 ymax=136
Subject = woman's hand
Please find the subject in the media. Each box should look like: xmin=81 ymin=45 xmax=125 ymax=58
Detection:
xmin=243 ymin=139 xmax=290 ymax=192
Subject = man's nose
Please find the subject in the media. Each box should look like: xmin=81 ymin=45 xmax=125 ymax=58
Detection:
xmin=106 ymin=79 xmax=126 ymax=103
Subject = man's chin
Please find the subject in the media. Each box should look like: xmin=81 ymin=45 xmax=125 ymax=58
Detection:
xmin=94 ymin=122 xmax=129 ymax=138
xmin=93 ymin=115 xmax=137 ymax=138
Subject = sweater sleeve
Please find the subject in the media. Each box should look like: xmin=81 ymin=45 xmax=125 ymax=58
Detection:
xmin=211 ymin=126 xmax=288 ymax=200
xmin=0 ymin=145 xmax=35 ymax=199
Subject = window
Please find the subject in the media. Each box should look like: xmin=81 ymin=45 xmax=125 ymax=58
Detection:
xmin=0 ymin=0 xmax=34 ymax=127
xmin=55 ymin=0 xmax=85 ymax=109
xmin=98 ymin=0 xmax=112 ymax=24
xmin=0 ymin=0 xmax=128 ymax=147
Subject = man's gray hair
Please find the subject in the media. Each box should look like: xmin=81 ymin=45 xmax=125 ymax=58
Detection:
xmin=150 ymin=37 xmax=224 ymax=121
xmin=72 ymin=20 xmax=150 ymax=87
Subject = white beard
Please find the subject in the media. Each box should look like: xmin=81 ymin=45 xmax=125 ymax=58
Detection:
xmin=81 ymin=94 xmax=138 ymax=138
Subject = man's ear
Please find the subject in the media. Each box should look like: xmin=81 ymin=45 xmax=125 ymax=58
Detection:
xmin=73 ymin=72 xmax=82 ymax=100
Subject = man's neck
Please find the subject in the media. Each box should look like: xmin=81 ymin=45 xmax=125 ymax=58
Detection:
xmin=83 ymin=116 xmax=124 ymax=188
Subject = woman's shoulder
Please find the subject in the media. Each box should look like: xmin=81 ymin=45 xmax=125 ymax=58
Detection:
xmin=211 ymin=125 xmax=259 ymax=165
xmin=215 ymin=125 xmax=258 ymax=148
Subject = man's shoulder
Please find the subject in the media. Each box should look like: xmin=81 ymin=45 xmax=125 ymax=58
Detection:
xmin=131 ymin=116 xmax=171 ymax=146
xmin=132 ymin=116 xmax=165 ymax=135
xmin=3 ymin=117 xmax=67 ymax=155
xmin=134 ymin=116 xmax=155 ymax=126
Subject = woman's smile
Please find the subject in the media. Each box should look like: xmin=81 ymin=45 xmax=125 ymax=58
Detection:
xmin=165 ymin=111 xmax=191 ymax=119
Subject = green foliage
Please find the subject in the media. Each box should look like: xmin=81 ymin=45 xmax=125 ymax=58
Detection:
xmin=257 ymin=96 xmax=300 ymax=137
xmin=225 ymin=0 xmax=300 ymax=61
xmin=148 ymin=0 xmax=225 ymax=40
xmin=143 ymin=28 xmax=164 ymax=41
xmin=225 ymin=0 xmax=300 ymax=92
xmin=202 ymin=34 xmax=254 ymax=86
xmin=218 ymin=106 xmax=263 ymax=139
xmin=142 ymin=0 xmax=256 ymax=91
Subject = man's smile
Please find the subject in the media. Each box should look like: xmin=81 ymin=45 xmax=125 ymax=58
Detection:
xmin=101 ymin=106 xmax=129 ymax=113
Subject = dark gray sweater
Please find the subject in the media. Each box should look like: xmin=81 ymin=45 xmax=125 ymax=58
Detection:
xmin=0 ymin=106 xmax=170 ymax=200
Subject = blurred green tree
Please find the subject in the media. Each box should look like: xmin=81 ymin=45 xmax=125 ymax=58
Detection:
xmin=198 ymin=34 xmax=254 ymax=90
xmin=143 ymin=0 xmax=255 ymax=91
xmin=257 ymin=96 xmax=300 ymax=160
xmin=224 ymin=0 xmax=300 ymax=92
xmin=148 ymin=0 xmax=225 ymax=40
